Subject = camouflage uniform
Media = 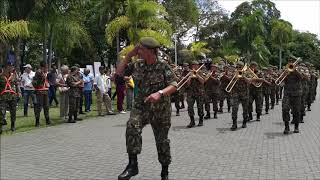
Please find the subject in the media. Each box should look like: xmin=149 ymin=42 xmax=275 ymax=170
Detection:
xmin=66 ymin=73 xmax=81 ymax=120
xmin=262 ymin=74 xmax=273 ymax=114
xmin=0 ymin=73 xmax=19 ymax=133
xmin=186 ymin=75 xmax=205 ymax=118
xmin=219 ymin=74 xmax=231 ymax=112
xmin=172 ymin=67 xmax=183 ymax=115
xmin=300 ymin=77 xmax=309 ymax=122
xmin=269 ymin=74 xmax=277 ymax=109
xmin=282 ymin=71 xmax=303 ymax=124
xmin=248 ymin=70 xmax=263 ymax=120
xmin=124 ymin=59 xmax=177 ymax=166
xmin=32 ymin=71 xmax=50 ymax=126
xmin=204 ymin=73 xmax=220 ymax=118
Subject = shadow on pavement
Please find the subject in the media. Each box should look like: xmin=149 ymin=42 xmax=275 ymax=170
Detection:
xmin=216 ymin=127 xmax=231 ymax=133
xmin=264 ymin=132 xmax=285 ymax=139
xmin=172 ymin=125 xmax=188 ymax=131
xmin=272 ymin=122 xmax=284 ymax=126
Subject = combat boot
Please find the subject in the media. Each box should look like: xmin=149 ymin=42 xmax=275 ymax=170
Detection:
xmin=307 ymin=106 xmax=311 ymax=111
xmin=227 ymin=106 xmax=231 ymax=113
xmin=231 ymin=119 xmax=237 ymax=131
xmin=283 ymin=122 xmax=290 ymax=134
xmin=176 ymin=109 xmax=180 ymax=116
xmin=180 ymin=103 xmax=185 ymax=109
xmin=242 ymin=119 xmax=247 ymax=128
xmin=213 ymin=111 xmax=218 ymax=119
xmin=35 ymin=117 xmax=40 ymax=127
xmin=198 ymin=116 xmax=204 ymax=126
xmin=204 ymin=111 xmax=210 ymax=119
xmin=187 ymin=116 xmax=195 ymax=128
xmin=118 ymin=154 xmax=139 ymax=180
xmin=10 ymin=121 xmax=15 ymax=132
xmin=68 ymin=116 xmax=76 ymax=123
xmin=161 ymin=165 xmax=169 ymax=180
xmin=74 ymin=114 xmax=83 ymax=121
xmin=248 ymin=112 xmax=253 ymax=121
xmin=256 ymin=113 xmax=261 ymax=121
xmin=218 ymin=108 xmax=223 ymax=113
xmin=265 ymin=110 xmax=269 ymax=114
xmin=300 ymin=115 xmax=304 ymax=123
xmin=294 ymin=123 xmax=299 ymax=133
xmin=45 ymin=117 xmax=51 ymax=125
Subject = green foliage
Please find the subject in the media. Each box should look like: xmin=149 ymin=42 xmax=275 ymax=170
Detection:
xmin=189 ymin=41 xmax=211 ymax=57
xmin=0 ymin=19 xmax=29 ymax=43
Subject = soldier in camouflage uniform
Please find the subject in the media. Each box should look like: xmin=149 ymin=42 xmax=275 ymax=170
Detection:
xmin=0 ymin=63 xmax=21 ymax=134
xmin=282 ymin=57 xmax=304 ymax=134
xmin=262 ymin=67 xmax=273 ymax=114
xmin=219 ymin=65 xmax=232 ymax=113
xmin=204 ymin=64 xmax=220 ymax=119
xmin=299 ymin=63 xmax=310 ymax=123
xmin=66 ymin=66 xmax=83 ymax=123
xmin=230 ymin=61 xmax=251 ymax=131
xmin=171 ymin=64 xmax=183 ymax=116
xmin=186 ymin=61 xmax=206 ymax=128
xmin=117 ymin=37 xmax=177 ymax=180
xmin=248 ymin=62 xmax=265 ymax=121
xmin=32 ymin=62 xmax=51 ymax=127
xmin=269 ymin=66 xmax=277 ymax=109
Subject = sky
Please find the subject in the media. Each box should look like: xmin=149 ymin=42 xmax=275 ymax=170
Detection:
xmin=217 ymin=0 xmax=320 ymax=38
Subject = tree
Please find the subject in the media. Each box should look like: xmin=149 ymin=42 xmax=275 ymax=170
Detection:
xmin=271 ymin=19 xmax=293 ymax=69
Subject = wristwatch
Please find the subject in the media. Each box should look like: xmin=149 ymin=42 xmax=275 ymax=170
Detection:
xmin=158 ymin=90 xmax=164 ymax=96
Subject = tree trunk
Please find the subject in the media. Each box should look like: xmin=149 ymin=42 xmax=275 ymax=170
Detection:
xmin=42 ymin=21 xmax=48 ymax=64
xmin=47 ymin=24 xmax=54 ymax=69
xmin=14 ymin=38 xmax=22 ymax=70
xmin=278 ymin=48 xmax=282 ymax=70
xmin=0 ymin=42 xmax=4 ymax=65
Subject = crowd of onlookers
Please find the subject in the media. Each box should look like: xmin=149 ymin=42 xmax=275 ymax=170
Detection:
xmin=20 ymin=63 xmax=135 ymax=120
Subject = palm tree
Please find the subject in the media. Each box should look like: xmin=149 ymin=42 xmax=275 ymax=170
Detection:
xmin=189 ymin=41 xmax=211 ymax=58
xmin=105 ymin=0 xmax=172 ymax=57
xmin=271 ymin=19 xmax=292 ymax=69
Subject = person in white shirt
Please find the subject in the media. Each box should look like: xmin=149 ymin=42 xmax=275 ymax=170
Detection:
xmin=94 ymin=66 xmax=115 ymax=116
xmin=21 ymin=64 xmax=35 ymax=116
xmin=56 ymin=65 xmax=70 ymax=119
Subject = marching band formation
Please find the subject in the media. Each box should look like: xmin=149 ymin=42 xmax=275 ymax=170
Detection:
xmin=170 ymin=56 xmax=318 ymax=134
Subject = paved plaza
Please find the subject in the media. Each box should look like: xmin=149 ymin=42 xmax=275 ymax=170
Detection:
xmin=1 ymin=86 xmax=320 ymax=180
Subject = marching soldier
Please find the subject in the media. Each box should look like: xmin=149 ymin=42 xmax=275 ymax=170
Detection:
xmin=66 ymin=66 xmax=84 ymax=123
xmin=186 ymin=61 xmax=205 ymax=128
xmin=32 ymin=62 xmax=51 ymax=127
xmin=219 ymin=65 xmax=231 ymax=113
xmin=248 ymin=62 xmax=264 ymax=121
xmin=282 ymin=57 xmax=304 ymax=134
xmin=117 ymin=37 xmax=177 ymax=180
xmin=204 ymin=64 xmax=220 ymax=119
xmin=230 ymin=61 xmax=250 ymax=130
xmin=0 ymin=63 xmax=21 ymax=134
xmin=299 ymin=63 xmax=310 ymax=123
xmin=262 ymin=67 xmax=273 ymax=114
xmin=171 ymin=64 xmax=183 ymax=116
xmin=269 ymin=66 xmax=277 ymax=110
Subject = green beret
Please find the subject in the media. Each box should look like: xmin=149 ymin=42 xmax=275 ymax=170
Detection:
xmin=139 ymin=37 xmax=160 ymax=49
xmin=191 ymin=61 xmax=199 ymax=65
xmin=250 ymin=61 xmax=258 ymax=66
xmin=236 ymin=61 xmax=244 ymax=66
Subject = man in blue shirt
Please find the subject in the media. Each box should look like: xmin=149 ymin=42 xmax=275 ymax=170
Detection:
xmin=83 ymin=68 xmax=93 ymax=112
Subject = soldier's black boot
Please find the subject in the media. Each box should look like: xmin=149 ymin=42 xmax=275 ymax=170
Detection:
xmin=198 ymin=116 xmax=204 ymax=126
xmin=118 ymin=154 xmax=139 ymax=180
xmin=204 ymin=111 xmax=210 ymax=119
xmin=218 ymin=107 xmax=223 ymax=113
xmin=256 ymin=113 xmax=261 ymax=121
xmin=307 ymin=106 xmax=311 ymax=111
xmin=283 ymin=122 xmax=290 ymax=134
xmin=35 ymin=118 xmax=40 ymax=127
xmin=180 ymin=103 xmax=185 ymax=109
xmin=227 ymin=106 xmax=231 ymax=113
xmin=187 ymin=116 xmax=195 ymax=128
xmin=294 ymin=123 xmax=299 ymax=133
xmin=45 ymin=117 xmax=51 ymax=125
xmin=176 ymin=109 xmax=180 ymax=116
xmin=265 ymin=109 xmax=269 ymax=114
xmin=68 ymin=115 xmax=76 ymax=123
xmin=242 ymin=119 xmax=247 ymax=128
xmin=214 ymin=111 xmax=218 ymax=119
xmin=10 ymin=121 xmax=15 ymax=132
xmin=248 ymin=113 xmax=253 ymax=121
xmin=161 ymin=165 xmax=169 ymax=180
xmin=300 ymin=115 xmax=304 ymax=123
xmin=231 ymin=119 xmax=237 ymax=131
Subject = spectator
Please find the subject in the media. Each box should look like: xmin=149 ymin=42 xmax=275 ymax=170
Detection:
xmin=94 ymin=66 xmax=115 ymax=116
xmin=124 ymin=75 xmax=134 ymax=111
xmin=106 ymin=68 xmax=112 ymax=98
xmin=83 ymin=68 xmax=93 ymax=112
xmin=48 ymin=65 xmax=59 ymax=106
xmin=56 ymin=65 xmax=69 ymax=119
xmin=21 ymin=64 xmax=35 ymax=116
xmin=75 ymin=64 xmax=85 ymax=114
xmin=114 ymin=71 xmax=126 ymax=114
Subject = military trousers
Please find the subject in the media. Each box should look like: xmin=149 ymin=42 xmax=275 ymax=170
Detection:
xmin=69 ymin=95 xmax=80 ymax=116
xmin=59 ymin=91 xmax=69 ymax=118
xmin=172 ymin=91 xmax=180 ymax=112
xmin=34 ymin=91 xmax=49 ymax=119
xmin=264 ymin=93 xmax=271 ymax=112
xmin=270 ymin=89 xmax=276 ymax=108
xmin=205 ymin=92 xmax=219 ymax=113
xmin=282 ymin=94 xmax=301 ymax=123
xmin=0 ymin=100 xmax=17 ymax=133
xmin=187 ymin=93 xmax=204 ymax=117
xmin=96 ymin=91 xmax=113 ymax=115
xmin=231 ymin=95 xmax=249 ymax=121
xmin=248 ymin=92 xmax=263 ymax=115
xmin=219 ymin=90 xmax=231 ymax=110
xmin=126 ymin=106 xmax=171 ymax=165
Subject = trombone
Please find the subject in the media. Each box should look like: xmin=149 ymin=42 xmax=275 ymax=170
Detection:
xmin=275 ymin=58 xmax=301 ymax=85
xmin=246 ymin=67 xmax=263 ymax=88
xmin=225 ymin=64 xmax=248 ymax=93
xmin=177 ymin=64 xmax=205 ymax=91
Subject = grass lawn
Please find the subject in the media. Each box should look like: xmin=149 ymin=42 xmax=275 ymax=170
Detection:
xmin=1 ymin=90 xmax=125 ymax=136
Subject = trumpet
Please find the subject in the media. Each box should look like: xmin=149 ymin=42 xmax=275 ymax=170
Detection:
xmin=177 ymin=64 xmax=205 ymax=91
xmin=275 ymin=58 xmax=301 ymax=85
xmin=225 ymin=64 xmax=248 ymax=93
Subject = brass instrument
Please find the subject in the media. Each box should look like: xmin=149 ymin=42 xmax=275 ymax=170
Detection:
xmin=275 ymin=58 xmax=301 ymax=85
xmin=225 ymin=64 xmax=248 ymax=93
xmin=247 ymin=67 xmax=262 ymax=88
xmin=177 ymin=64 xmax=205 ymax=91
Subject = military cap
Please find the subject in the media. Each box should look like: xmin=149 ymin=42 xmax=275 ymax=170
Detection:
xmin=250 ymin=61 xmax=258 ymax=66
xmin=139 ymin=37 xmax=160 ymax=49
xmin=183 ymin=63 xmax=189 ymax=66
xmin=191 ymin=61 xmax=199 ymax=65
xmin=261 ymin=67 xmax=268 ymax=70
xmin=210 ymin=63 xmax=218 ymax=67
xmin=70 ymin=66 xmax=78 ymax=72
xmin=236 ymin=61 xmax=244 ymax=66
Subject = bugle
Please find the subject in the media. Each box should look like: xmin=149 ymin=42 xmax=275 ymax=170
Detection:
xmin=177 ymin=64 xmax=205 ymax=91
xmin=275 ymin=58 xmax=301 ymax=85
xmin=225 ymin=64 xmax=247 ymax=93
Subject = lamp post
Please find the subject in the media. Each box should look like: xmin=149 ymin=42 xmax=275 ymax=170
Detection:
xmin=174 ymin=35 xmax=178 ymax=65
